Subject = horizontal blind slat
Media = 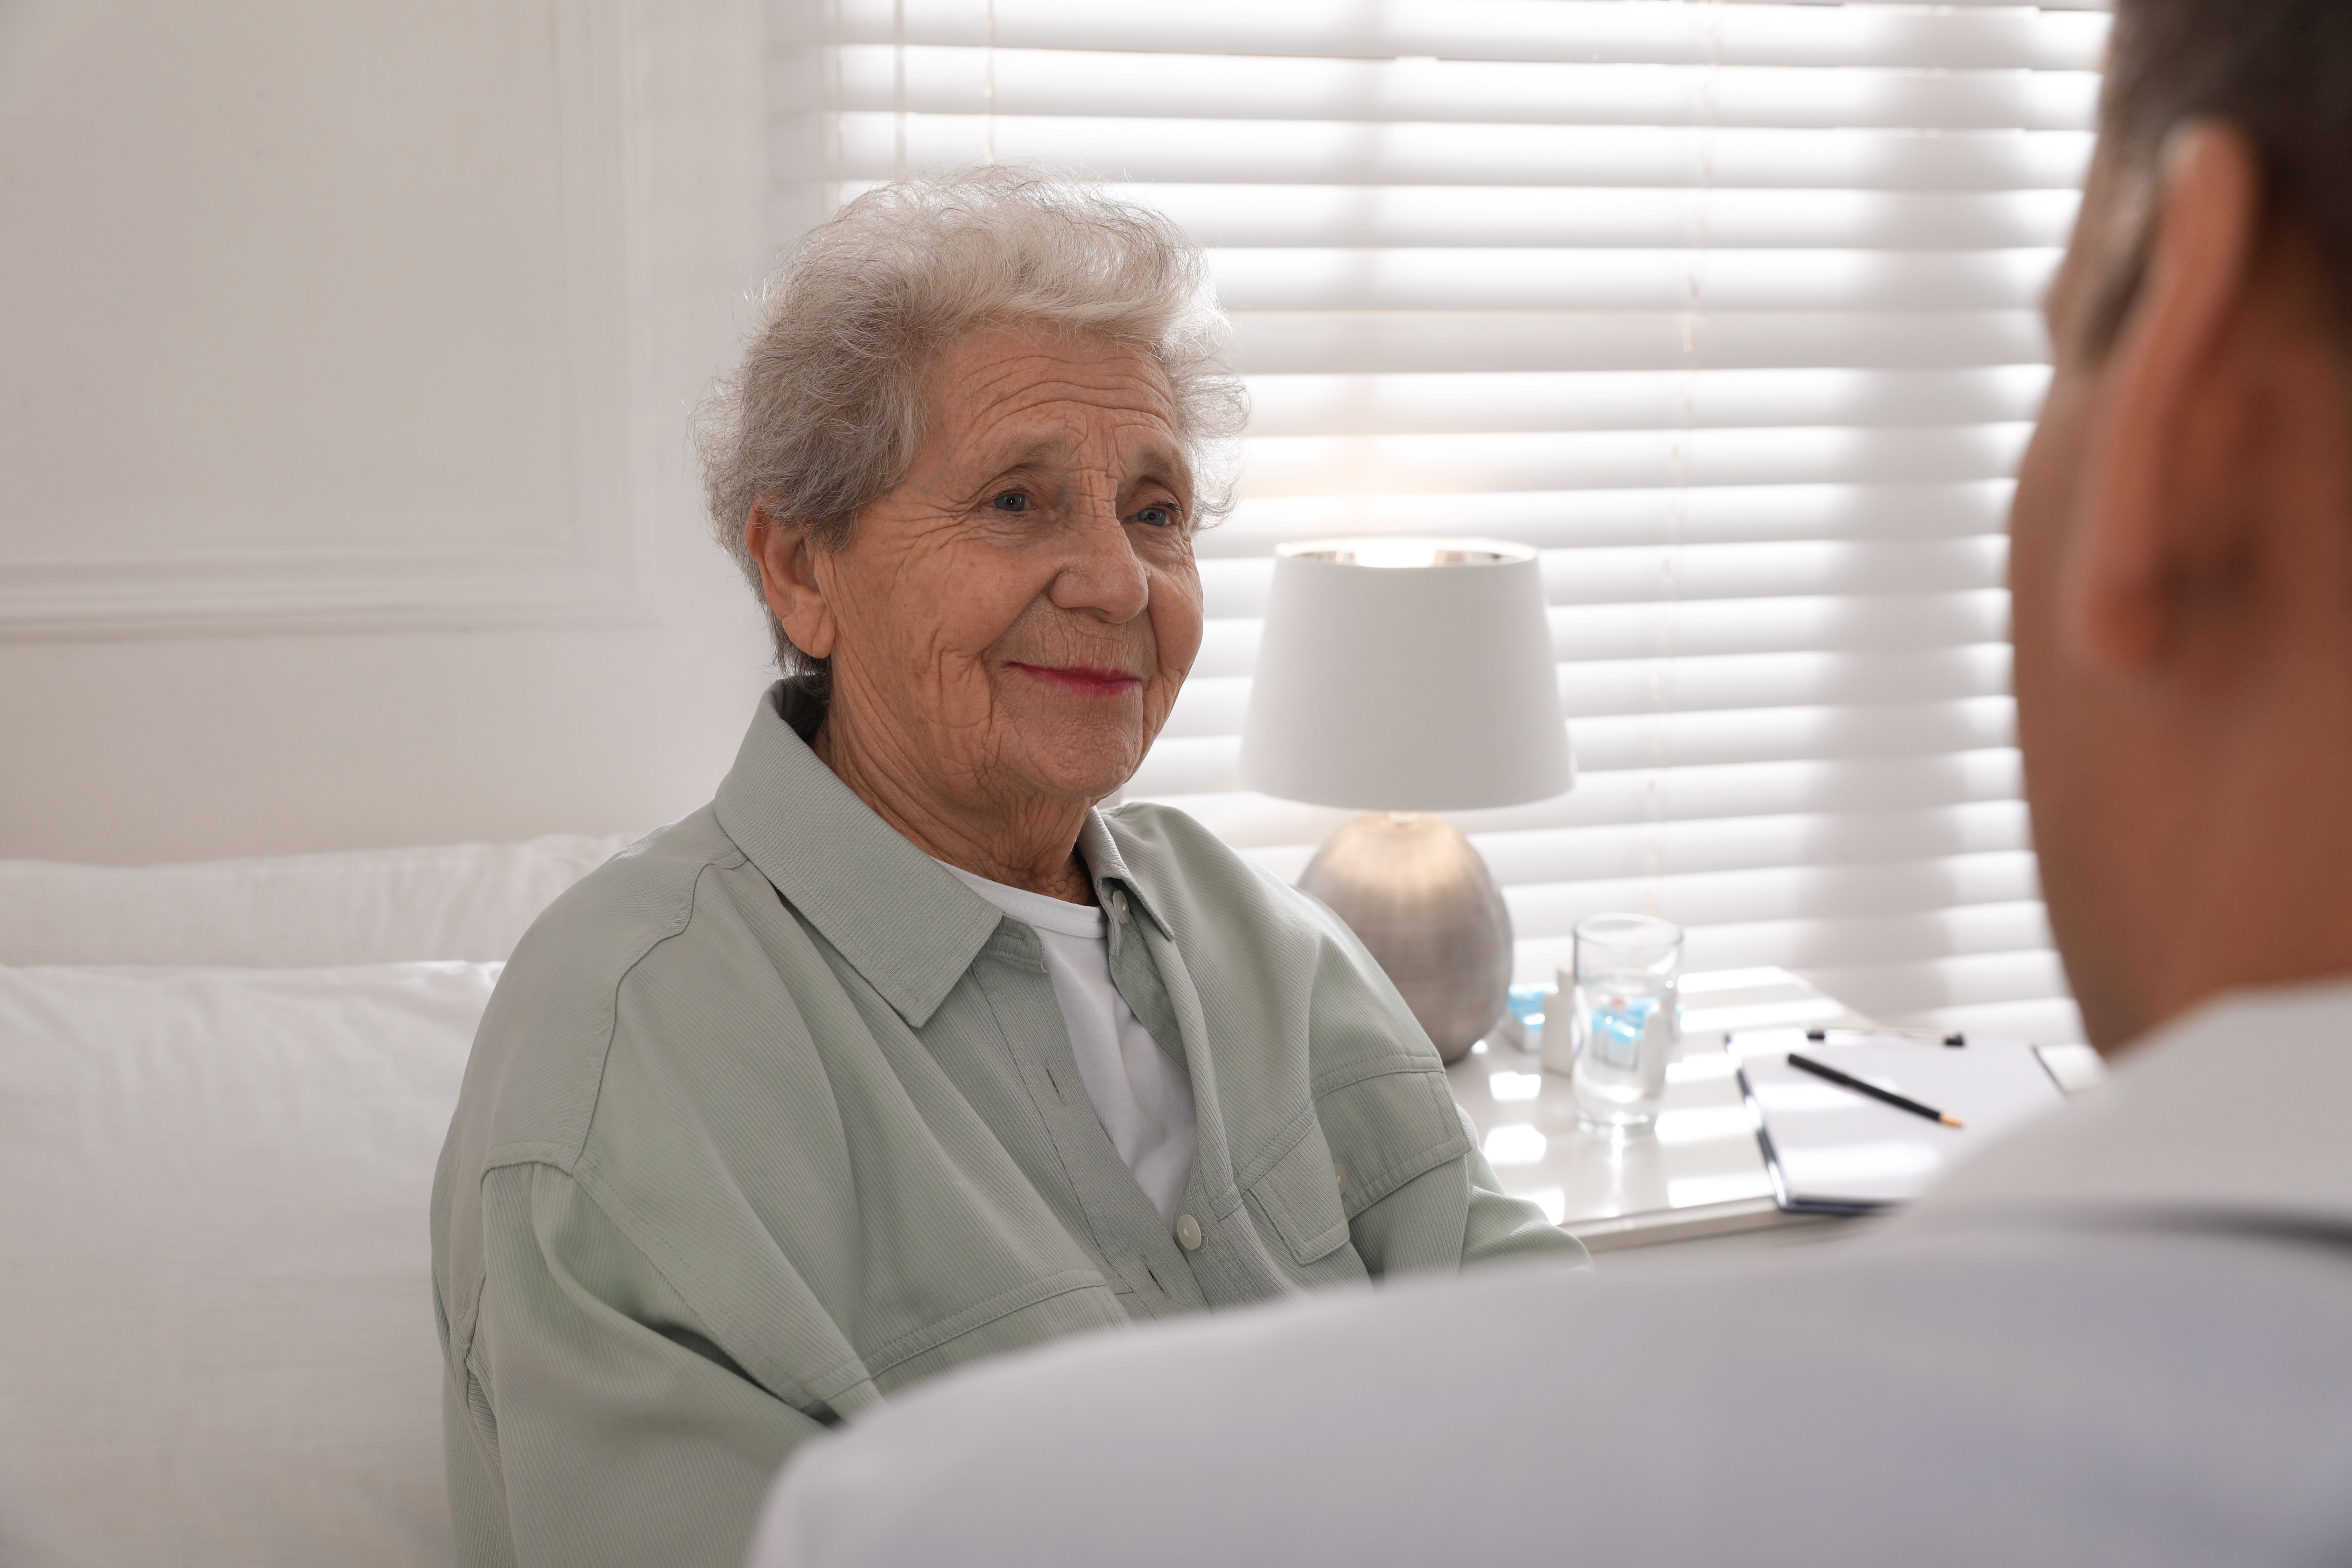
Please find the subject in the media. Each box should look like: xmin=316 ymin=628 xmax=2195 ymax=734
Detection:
xmin=1161 ymin=643 xmax=2009 ymax=743
xmin=836 ymin=113 xmax=2096 ymax=191
xmin=1195 ymin=533 xmax=2023 ymax=621
xmin=1536 ymin=538 xmax=2012 ymax=605
xmin=1138 ymin=733 xmax=2023 ymax=846
xmin=1243 ymin=368 xmax=2051 ymax=437
xmin=1204 ymin=808 xmax=2032 ymax=893
xmin=1233 ymin=424 xmax=2034 ymax=497
xmin=1135 ymin=695 xmax=2017 ymax=795
xmin=1575 ymin=913 xmax=2058 ymax=992
xmin=1225 ymin=312 xmax=2052 ymax=374
xmin=1207 ymin=248 xmax=2062 ymax=313
xmin=1193 ymin=532 xmax=2012 ymax=633
xmin=1509 ymin=881 xmax=2050 ymax=954
xmin=820 ymin=0 xmax=2106 ymax=71
xmin=1194 ymin=539 xmax=2011 ymax=624
xmin=1484 ymin=799 xmax=2033 ymax=880
xmin=1208 ymin=480 xmax=2016 ymax=559
xmin=1142 ymin=754 xmax=2035 ymax=843
xmin=1188 ymin=796 xmax=2031 ymax=872
xmin=1093 ymin=184 xmax=2084 ymax=250
xmin=837 ymin=47 xmax=2101 ymax=132
xmin=1192 ymin=588 xmax=2011 ymax=679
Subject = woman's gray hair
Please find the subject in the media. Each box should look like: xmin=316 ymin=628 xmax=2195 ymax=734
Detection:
xmin=697 ymin=163 xmax=1249 ymax=679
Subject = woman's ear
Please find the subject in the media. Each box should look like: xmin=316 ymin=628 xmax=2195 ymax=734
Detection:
xmin=2068 ymin=120 xmax=2266 ymax=671
xmin=746 ymin=506 xmax=839 ymax=661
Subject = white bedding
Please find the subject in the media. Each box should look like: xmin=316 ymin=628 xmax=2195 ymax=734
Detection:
xmin=0 ymin=961 xmax=496 ymax=1568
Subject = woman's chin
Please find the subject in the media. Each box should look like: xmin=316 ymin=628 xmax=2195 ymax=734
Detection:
xmin=982 ymin=688 xmax=1149 ymax=797
xmin=999 ymin=733 xmax=1143 ymax=807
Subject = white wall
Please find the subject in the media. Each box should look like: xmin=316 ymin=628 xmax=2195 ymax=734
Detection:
xmin=0 ymin=0 xmax=780 ymax=864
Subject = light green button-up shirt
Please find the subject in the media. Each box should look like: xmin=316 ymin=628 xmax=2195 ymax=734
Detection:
xmin=432 ymin=684 xmax=1583 ymax=1568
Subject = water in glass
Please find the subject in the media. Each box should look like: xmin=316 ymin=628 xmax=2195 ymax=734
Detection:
xmin=1569 ymin=966 xmax=1677 ymax=1130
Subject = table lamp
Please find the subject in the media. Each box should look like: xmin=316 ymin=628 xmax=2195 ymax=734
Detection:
xmin=1240 ymin=538 xmax=1574 ymax=1063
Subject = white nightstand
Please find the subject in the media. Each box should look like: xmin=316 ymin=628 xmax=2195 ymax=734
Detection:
xmin=1450 ymin=967 xmax=2104 ymax=1254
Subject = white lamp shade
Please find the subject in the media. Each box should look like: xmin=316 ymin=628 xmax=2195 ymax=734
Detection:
xmin=1239 ymin=538 xmax=1574 ymax=812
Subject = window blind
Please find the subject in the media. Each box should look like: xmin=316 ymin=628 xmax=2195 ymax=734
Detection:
xmin=771 ymin=0 xmax=2106 ymax=1046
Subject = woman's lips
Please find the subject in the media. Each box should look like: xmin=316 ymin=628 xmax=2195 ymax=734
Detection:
xmin=1006 ymin=662 xmax=1142 ymax=697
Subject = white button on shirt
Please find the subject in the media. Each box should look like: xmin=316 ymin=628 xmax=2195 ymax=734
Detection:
xmin=937 ymin=862 xmax=1198 ymax=1225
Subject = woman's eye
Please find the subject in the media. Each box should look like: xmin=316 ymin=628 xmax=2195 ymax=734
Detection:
xmin=989 ymin=492 xmax=1030 ymax=513
xmin=1132 ymin=504 xmax=1178 ymax=528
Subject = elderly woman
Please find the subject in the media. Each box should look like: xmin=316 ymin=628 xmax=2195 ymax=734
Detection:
xmin=431 ymin=166 xmax=1582 ymax=1568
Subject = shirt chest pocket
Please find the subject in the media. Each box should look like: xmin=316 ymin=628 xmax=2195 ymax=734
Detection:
xmin=1239 ymin=1114 xmax=1357 ymax=1273
xmin=1240 ymin=1063 xmax=1477 ymax=1283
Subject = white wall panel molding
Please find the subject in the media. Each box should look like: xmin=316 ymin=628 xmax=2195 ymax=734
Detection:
xmin=0 ymin=0 xmax=656 ymax=642
xmin=0 ymin=0 xmax=779 ymax=863
xmin=0 ymin=538 xmax=638 ymax=641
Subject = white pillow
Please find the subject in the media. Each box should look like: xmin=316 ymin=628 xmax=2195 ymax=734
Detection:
xmin=0 ymin=832 xmax=638 ymax=967
xmin=0 ymin=961 xmax=494 ymax=1568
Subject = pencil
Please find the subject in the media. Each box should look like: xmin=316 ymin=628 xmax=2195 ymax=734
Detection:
xmin=1787 ymin=1052 xmax=1965 ymax=1128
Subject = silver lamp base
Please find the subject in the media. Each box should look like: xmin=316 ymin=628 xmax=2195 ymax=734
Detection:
xmin=1296 ymin=812 xmax=1513 ymax=1065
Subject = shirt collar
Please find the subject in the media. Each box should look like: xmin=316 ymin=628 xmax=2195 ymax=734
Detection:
xmin=1077 ymin=811 xmax=1171 ymax=940
xmin=713 ymin=683 xmax=1160 ymax=1026
xmin=714 ymin=686 xmax=999 ymax=1028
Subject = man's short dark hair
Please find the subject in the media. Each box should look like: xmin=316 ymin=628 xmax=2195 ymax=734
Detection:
xmin=2089 ymin=0 xmax=2352 ymax=350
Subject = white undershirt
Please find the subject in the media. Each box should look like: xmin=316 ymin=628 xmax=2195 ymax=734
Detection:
xmin=936 ymin=861 xmax=1197 ymax=1225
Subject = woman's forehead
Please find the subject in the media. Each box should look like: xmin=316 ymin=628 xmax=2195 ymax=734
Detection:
xmin=932 ymin=329 xmax=1175 ymax=417
xmin=925 ymin=332 xmax=1188 ymax=478
xmin=948 ymin=424 xmax=1190 ymax=484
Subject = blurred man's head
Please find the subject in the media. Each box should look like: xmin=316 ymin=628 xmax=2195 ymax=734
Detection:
xmin=2011 ymin=0 xmax=2352 ymax=1053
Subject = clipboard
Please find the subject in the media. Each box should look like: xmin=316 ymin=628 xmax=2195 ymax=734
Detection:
xmin=1729 ymin=1028 xmax=2069 ymax=1214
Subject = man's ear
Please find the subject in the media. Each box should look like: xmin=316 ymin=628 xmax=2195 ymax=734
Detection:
xmin=2070 ymin=120 xmax=2267 ymax=671
xmin=745 ymin=506 xmax=839 ymax=661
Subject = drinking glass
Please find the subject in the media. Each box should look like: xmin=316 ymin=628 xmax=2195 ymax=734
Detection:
xmin=1561 ymin=913 xmax=1682 ymax=1133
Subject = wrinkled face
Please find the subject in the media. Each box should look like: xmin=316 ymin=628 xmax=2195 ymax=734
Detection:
xmin=816 ymin=325 xmax=1204 ymax=812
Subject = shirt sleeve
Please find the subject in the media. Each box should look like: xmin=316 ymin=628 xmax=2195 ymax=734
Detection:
xmin=1345 ymin=1104 xmax=1589 ymax=1275
xmin=444 ymin=1162 xmax=831 ymax=1568
xmin=1455 ymin=1106 xmax=1593 ymax=1268
xmin=1283 ymin=880 xmax=1589 ymax=1280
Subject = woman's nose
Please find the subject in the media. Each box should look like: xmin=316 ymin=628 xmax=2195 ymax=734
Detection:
xmin=1049 ymin=500 xmax=1151 ymax=621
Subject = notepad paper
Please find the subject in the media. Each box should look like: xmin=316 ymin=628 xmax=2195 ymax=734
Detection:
xmin=1729 ymin=1029 xmax=2070 ymax=1213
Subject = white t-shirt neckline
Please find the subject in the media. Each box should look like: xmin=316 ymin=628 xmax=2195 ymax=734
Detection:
xmin=934 ymin=859 xmax=1197 ymax=1226
xmin=935 ymin=867 xmax=1106 ymax=940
